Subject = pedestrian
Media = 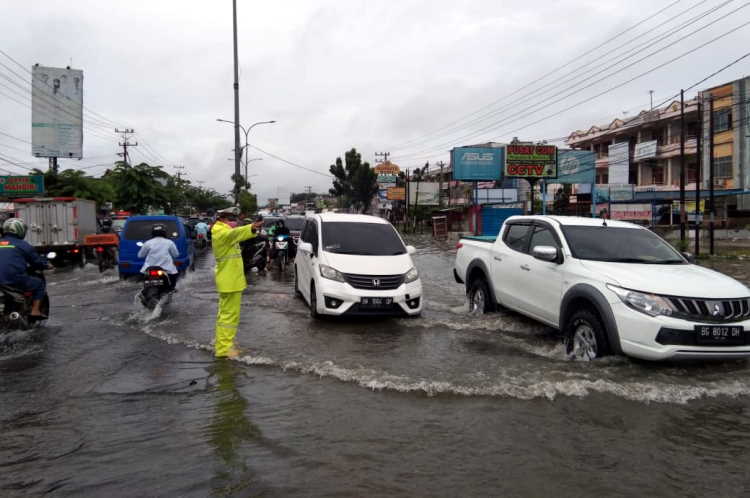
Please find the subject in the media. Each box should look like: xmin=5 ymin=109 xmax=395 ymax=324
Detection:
xmin=211 ymin=206 xmax=263 ymax=358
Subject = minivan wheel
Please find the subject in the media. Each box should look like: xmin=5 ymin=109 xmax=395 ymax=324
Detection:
xmin=468 ymin=278 xmax=495 ymax=314
xmin=565 ymin=309 xmax=610 ymax=361
xmin=294 ymin=266 xmax=302 ymax=298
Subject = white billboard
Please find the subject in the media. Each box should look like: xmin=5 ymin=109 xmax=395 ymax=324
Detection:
xmin=408 ymin=182 xmax=440 ymax=205
xmin=31 ymin=65 xmax=83 ymax=159
xmin=607 ymin=142 xmax=629 ymax=185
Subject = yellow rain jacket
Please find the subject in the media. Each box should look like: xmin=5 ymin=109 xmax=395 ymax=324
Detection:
xmin=211 ymin=221 xmax=257 ymax=292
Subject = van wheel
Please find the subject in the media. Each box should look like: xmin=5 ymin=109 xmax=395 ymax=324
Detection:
xmin=309 ymin=282 xmax=321 ymax=319
xmin=565 ymin=309 xmax=610 ymax=361
xmin=468 ymin=277 xmax=495 ymax=314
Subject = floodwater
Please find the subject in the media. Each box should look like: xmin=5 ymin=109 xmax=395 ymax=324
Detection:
xmin=2 ymin=242 xmax=750 ymax=497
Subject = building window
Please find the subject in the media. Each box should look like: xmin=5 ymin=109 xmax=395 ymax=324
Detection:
xmin=652 ymin=164 xmax=665 ymax=185
xmin=714 ymin=108 xmax=732 ymax=132
xmin=597 ymin=170 xmax=608 ymax=184
xmin=714 ymin=156 xmax=732 ymax=178
xmin=687 ymin=163 xmax=698 ymax=184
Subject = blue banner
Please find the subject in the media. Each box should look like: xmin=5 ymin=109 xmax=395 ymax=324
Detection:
xmin=451 ymin=147 xmax=504 ymax=181
xmin=556 ymin=149 xmax=595 ymax=184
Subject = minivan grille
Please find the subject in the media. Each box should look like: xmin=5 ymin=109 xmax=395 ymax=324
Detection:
xmin=343 ymin=273 xmax=404 ymax=290
xmin=667 ymin=297 xmax=750 ymax=323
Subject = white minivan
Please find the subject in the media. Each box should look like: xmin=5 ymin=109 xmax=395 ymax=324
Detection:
xmin=294 ymin=213 xmax=423 ymax=317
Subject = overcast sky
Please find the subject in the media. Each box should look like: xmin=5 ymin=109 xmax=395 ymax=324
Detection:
xmin=0 ymin=0 xmax=748 ymax=203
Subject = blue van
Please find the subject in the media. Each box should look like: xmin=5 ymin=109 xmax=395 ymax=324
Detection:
xmin=118 ymin=215 xmax=194 ymax=278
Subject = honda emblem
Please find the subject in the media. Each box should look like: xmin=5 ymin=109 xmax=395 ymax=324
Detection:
xmin=372 ymin=279 xmax=380 ymax=287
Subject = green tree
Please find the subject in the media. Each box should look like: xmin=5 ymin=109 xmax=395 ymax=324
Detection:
xmin=329 ymin=148 xmax=378 ymax=213
xmin=30 ymin=168 xmax=115 ymax=208
xmin=105 ymin=161 xmax=170 ymax=214
xmin=238 ymin=190 xmax=257 ymax=215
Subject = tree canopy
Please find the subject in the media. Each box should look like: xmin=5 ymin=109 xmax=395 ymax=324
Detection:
xmin=329 ymin=148 xmax=378 ymax=213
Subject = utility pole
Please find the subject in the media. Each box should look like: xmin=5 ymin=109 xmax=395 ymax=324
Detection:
xmin=173 ymin=164 xmax=186 ymax=181
xmin=437 ymin=161 xmax=445 ymax=208
xmin=709 ymin=96 xmax=715 ymax=255
xmin=305 ymin=185 xmax=313 ymax=211
xmin=48 ymin=157 xmax=58 ymax=174
xmin=679 ymin=90 xmax=686 ymax=246
xmin=649 ymin=90 xmax=654 ymax=110
xmin=374 ymin=152 xmax=390 ymax=164
xmin=695 ymin=100 xmax=701 ymax=256
xmin=232 ymin=0 xmax=241 ymax=206
xmin=115 ymin=128 xmax=137 ymax=166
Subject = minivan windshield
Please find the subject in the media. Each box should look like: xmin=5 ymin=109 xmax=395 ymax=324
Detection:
xmin=124 ymin=220 xmax=180 ymax=240
xmin=321 ymin=222 xmax=406 ymax=255
xmin=562 ymin=226 xmax=685 ymax=264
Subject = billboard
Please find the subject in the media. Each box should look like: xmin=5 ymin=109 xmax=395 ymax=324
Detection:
xmin=607 ymin=142 xmax=629 ymax=184
xmin=451 ymin=147 xmax=504 ymax=181
xmin=610 ymin=203 xmax=652 ymax=221
xmin=556 ymin=149 xmax=595 ymax=184
xmin=374 ymin=162 xmax=401 ymax=175
xmin=377 ymin=174 xmax=398 ymax=184
xmin=31 ymin=66 xmax=83 ymax=159
xmin=633 ymin=140 xmax=657 ymax=161
xmin=408 ymin=182 xmax=439 ymax=205
xmin=504 ymin=144 xmax=557 ymax=178
xmin=387 ymin=187 xmax=405 ymax=201
xmin=0 ymin=175 xmax=45 ymax=195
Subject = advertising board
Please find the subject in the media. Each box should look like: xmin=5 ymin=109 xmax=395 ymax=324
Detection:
xmin=607 ymin=142 xmax=630 ymax=184
xmin=31 ymin=65 xmax=83 ymax=159
xmin=377 ymin=174 xmax=398 ymax=184
xmin=451 ymin=146 xmax=504 ymax=181
xmin=504 ymin=144 xmax=557 ymax=178
xmin=374 ymin=162 xmax=401 ymax=175
xmin=610 ymin=203 xmax=652 ymax=221
xmin=386 ymin=187 xmax=405 ymax=201
xmin=633 ymin=140 xmax=657 ymax=161
xmin=407 ymin=182 xmax=439 ymax=205
xmin=0 ymin=175 xmax=45 ymax=195
xmin=556 ymin=149 xmax=595 ymax=184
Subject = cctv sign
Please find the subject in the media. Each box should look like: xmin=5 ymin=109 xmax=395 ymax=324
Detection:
xmin=504 ymin=144 xmax=558 ymax=179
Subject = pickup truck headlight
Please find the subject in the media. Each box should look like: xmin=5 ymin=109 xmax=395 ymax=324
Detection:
xmin=319 ymin=264 xmax=345 ymax=282
xmin=606 ymin=284 xmax=674 ymax=317
xmin=404 ymin=267 xmax=419 ymax=283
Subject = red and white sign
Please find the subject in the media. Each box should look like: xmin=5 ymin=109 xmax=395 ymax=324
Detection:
xmin=610 ymin=203 xmax=652 ymax=220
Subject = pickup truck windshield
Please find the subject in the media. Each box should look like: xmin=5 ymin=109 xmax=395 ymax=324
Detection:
xmin=562 ymin=226 xmax=685 ymax=264
xmin=321 ymin=222 xmax=406 ymax=255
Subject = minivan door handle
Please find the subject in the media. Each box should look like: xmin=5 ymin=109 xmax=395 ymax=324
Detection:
xmin=493 ymin=256 xmax=502 ymax=262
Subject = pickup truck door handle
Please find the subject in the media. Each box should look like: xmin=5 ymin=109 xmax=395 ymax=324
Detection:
xmin=493 ymin=256 xmax=502 ymax=262
xmin=520 ymin=264 xmax=531 ymax=271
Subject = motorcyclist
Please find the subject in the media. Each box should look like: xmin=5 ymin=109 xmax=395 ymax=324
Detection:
xmin=0 ymin=218 xmax=51 ymax=318
xmin=100 ymin=218 xmax=114 ymax=234
xmin=195 ymin=220 xmax=209 ymax=239
xmin=137 ymin=224 xmax=180 ymax=291
xmin=268 ymin=219 xmax=291 ymax=263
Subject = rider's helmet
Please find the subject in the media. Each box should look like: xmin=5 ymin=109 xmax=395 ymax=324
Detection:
xmin=3 ymin=218 xmax=27 ymax=239
xmin=151 ymin=224 xmax=167 ymax=238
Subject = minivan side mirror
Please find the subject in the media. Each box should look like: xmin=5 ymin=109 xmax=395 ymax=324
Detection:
xmin=532 ymin=245 xmax=559 ymax=262
xmin=298 ymin=241 xmax=313 ymax=254
xmin=406 ymin=245 xmax=416 ymax=255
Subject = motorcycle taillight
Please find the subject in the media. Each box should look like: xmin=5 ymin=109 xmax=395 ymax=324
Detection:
xmin=148 ymin=270 xmax=162 ymax=277
xmin=96 ymin=247 xmax=104 ymax=253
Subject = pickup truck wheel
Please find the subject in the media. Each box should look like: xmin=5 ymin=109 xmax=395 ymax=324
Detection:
xmin=468 ymin=278 xmax=495 ymax=314
xmin=565 ymin=309 xmax=610 ymax=361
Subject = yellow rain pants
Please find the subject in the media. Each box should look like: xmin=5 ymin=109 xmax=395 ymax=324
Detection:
xmin=211 ymin=220 xmax=258 ymax=357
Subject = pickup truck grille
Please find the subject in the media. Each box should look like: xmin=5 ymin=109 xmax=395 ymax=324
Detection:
xmin=667 ymin=297 xmax=750 ymax=323
xmin=343 ymin=273 xmax=404 ymax=290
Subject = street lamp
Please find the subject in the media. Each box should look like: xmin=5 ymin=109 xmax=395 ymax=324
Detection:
xmin=216 ymin=119 xmax=276 ymax=201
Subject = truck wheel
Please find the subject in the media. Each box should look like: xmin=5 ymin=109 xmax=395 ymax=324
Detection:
xmin=468 ymin=277 xmax=495 ymax=314
xmin=78 ymin=250 xmax=87 ymax=268
xmin=565 ymin=308 xmax=610 ymax=361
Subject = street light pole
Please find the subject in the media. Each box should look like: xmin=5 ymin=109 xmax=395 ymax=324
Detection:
xmin=217 ymin=119 xmax=275 ymax=195
xmin=232 ymin=0 xmax=241 ymax=205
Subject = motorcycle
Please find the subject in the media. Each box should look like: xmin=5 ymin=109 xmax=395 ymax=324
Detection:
xmin=241 ymin=235 xmax=268 ymax=273
xmin=0 ymin=252 xmax=55 ymax=330
xmin=194 ymin=233 xmax=208 ymax=251
xmin=138 ymin=266 xmax=174 ymax=310
xmin=95 ymin=245 xmax=118 ymax=273
xmin=272 ymin=234 xmax=291 ymax=269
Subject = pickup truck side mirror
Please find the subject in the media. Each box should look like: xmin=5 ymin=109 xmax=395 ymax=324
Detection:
xmin=681 ymin=251 xmax=695 ymax=263
xmin=532 ymin=245 xmax=559 ymax=263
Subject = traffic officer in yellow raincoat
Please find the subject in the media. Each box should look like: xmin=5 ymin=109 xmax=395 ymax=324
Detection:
xmin=211 ymin=207 xmax=263 ymax=358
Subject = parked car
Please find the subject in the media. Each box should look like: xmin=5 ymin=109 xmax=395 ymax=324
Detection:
xmin=294 ymin=213 xmax=422 ymax=317
xmin=454 ymin=215 xmax=750 ymax=362
xmin=118 ymin=215 xmax=195 ymax=279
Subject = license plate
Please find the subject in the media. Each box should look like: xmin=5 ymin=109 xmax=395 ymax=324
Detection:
xmin=695 ymin=325 xmax=745 ymax=345
xmin=360 ymin=297 xmax=393 ymax=307
xmin=145 ymin=280 xmax=165 ymax=287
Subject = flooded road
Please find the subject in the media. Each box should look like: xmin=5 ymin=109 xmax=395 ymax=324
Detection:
xmin=2 ymin=242 xmax=750 ymax=496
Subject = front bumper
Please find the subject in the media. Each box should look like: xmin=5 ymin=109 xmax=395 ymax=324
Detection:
xmin=316 ymin=278 xmax=423 ymax=317
xmin=611 ymin=301 xmax=750 ymax=361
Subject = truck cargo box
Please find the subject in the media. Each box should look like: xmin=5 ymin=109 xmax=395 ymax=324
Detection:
xmin=14 ymin=197 xmax=97 ymax=248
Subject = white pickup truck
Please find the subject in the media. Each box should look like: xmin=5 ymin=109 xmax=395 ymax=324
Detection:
xmin=453 ymin=215 xmax=750 ymax=361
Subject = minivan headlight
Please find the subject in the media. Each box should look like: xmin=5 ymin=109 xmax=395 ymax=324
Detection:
xmin=606 ymin=284 xmax=674 ymax=317
xmin=319 ymin=264 xmax=345 ymax=282
xmin=404 ymin=267 xmax=419 ymax=283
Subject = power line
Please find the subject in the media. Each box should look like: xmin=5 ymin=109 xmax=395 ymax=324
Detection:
xmin=0 ymin=129 xmax=30 ymax=144
xmin=392 ymin=0 xmax=732 ymax=154
xmin=249 ymin=144 xmax=332 ymax=177
xmin=387 ymin=0 xmax=686 ymax=151
xmin=394 ymin=20 xmax=750 ymax=163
